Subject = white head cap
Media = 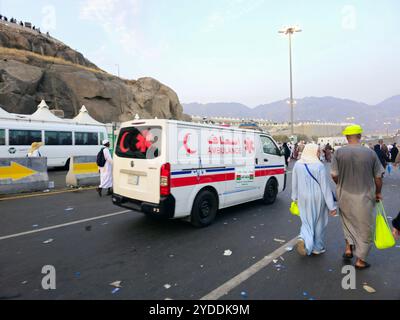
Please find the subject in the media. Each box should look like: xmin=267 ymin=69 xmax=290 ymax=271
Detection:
xmin=102 ymin=139 xmax=110 ymax=146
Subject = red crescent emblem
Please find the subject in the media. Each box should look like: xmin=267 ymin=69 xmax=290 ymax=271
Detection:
xmin=183 ymin=133 xmax=196 ymax=155
xmin=119 ymin=132 xmax=129 ymax=153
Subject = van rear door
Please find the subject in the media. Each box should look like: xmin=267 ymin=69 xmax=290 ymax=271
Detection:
xmin=114 ymin=125 xmax=164 ymax=204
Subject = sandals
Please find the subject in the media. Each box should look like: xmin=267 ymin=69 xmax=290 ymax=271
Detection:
xmin=296 ymin=239 xmax=307 ymax=256
xmin=355 ymin=262 xmax=371 ymax=270
xmin=342 ymin=245 xmax=354 ymax=260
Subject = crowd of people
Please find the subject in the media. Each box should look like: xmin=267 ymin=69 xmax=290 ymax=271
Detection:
xmin=0 ymin=14 xmax=50 ymax=36
xmin=280 ymin=139 xmax=400 ymax=168
xmin=289 ymin=125 xmax=400 ymax=270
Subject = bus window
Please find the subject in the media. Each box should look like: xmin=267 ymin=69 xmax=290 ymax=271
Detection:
xmin=75 ymin=132 xmax=98 ymax=146
xmin=9 ymin=130 xmax=42 ymax=146
xmin=0 ymin=129 xmax=5 ymax=145
xmin=45 ymin=131 xmax=73 ymax=146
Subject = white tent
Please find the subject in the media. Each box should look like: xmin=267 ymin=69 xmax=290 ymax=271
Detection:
xmin=31 ymin=100 xmax=64 ymax=122
xmin=73 ymin=105 xmax=103 ymax=125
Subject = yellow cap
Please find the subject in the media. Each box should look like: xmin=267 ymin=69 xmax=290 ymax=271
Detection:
xmin=342 ymin=125 xmax=363 ymax=136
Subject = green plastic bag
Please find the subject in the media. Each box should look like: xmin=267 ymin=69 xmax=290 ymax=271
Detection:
xmin=375 ymin=201 xmax=395 ymax=250
xmin=290 ymin=201 xmax=300 ymax=217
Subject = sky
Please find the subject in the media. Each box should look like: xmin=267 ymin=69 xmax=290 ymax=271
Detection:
xmin=1 ymin=0 xmax=399 ymax=107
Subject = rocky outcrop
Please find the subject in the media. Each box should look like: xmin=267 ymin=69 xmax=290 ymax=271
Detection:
xmin=0 ymin=21 xmax=188 ymax=122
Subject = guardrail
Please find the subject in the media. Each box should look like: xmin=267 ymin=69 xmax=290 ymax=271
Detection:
xmin=0 ymin=158 xmax=49 ymax=195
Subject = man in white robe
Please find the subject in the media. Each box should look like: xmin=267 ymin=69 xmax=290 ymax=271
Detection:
xmin=97 ymin=140 xmax=113 ymax=197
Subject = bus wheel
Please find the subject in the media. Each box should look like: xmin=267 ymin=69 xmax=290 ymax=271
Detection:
xmin=191 ymin=190 xmax=218 ymax=228
xmin=263 ymin=179 xmax=278 ymax=205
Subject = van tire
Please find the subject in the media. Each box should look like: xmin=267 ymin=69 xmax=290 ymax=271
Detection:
xmin=262 ymin=179 xmax=278 ymax=205
xmin=191 ymin=190 xmax=218 ymax=228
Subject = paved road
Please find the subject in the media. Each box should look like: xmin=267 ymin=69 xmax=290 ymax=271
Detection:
xmin=0 ymin=165 xmax=399 ymax=300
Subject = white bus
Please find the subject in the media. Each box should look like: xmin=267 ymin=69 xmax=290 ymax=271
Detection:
xmin=0 ymin=101 xmax=108 ymax=168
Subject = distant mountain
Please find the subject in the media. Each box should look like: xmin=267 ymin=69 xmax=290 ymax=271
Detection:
xmin=183 ymin=96 xmax=400 ymax=133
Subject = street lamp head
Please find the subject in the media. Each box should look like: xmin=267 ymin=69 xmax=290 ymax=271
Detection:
xmin=278 ymin=25 xmax=302 ymax=35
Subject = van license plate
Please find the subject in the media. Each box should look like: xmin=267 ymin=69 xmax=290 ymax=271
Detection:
xmin=128 ymin=175 xmax=139 ymax=185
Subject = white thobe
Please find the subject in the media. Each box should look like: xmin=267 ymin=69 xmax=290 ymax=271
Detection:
xmin=99 ymin=148 xmax=113 ymax=189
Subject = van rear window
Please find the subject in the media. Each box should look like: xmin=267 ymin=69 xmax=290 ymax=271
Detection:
xmin=116 ymin=126 xmax=161 ymax=159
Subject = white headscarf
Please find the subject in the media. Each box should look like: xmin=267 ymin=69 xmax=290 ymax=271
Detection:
xmin=298 ymin=144 xmax=321 ymax=164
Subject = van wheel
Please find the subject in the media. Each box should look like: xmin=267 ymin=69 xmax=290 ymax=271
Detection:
xmin=191 ymin=190 xmax=218 ymax=228
xmin=262 ymin=179 xmax=278 ymax=205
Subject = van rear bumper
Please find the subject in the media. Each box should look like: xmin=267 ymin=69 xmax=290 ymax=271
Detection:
xmin=112 ymin=194 xmax=176 ymax=219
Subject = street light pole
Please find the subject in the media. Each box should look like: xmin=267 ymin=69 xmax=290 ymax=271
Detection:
xmin=279 ymin=26 xmax=302 ymax=136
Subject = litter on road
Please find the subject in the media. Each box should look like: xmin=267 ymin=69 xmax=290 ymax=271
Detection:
xmin=285 ymin=246 xmax=294 ymax=252
xmin=224 ymin=250 xmax=233 ymax=256
xmin=110 ymin=281 xmax=122 ymax=288
xmin=43 ymin=239 xmax=54 ymax=244
xmin=111 ymin=288 xmax=120 ymax=294
xmin=363 ymin=285 xmax=376 ymax=294
xmin=164 ymin=284 xmax=172 ymax=289
xmin=274 ymin=238 xmax=286 ymax=243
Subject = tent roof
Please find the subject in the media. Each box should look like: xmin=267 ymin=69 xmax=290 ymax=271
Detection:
xmin=72 ymin=105 xmax=103 ymax=125
xmin=30 ymin=100 xmax=64 ymax=122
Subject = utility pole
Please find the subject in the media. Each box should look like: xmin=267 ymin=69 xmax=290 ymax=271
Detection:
xmin=279 ymin=26 xmax=302 ymax=136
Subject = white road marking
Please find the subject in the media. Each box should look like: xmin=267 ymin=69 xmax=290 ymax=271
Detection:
xmin=0 ymin=210 xmax=132 ymax=241
xmin=200 ymin=237 xmax=298 ymax=300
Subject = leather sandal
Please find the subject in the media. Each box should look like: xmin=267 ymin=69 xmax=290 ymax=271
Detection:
xmin=342 ymin=245 xmax=354 ymax=260
xmin=355 ymin=262 xmax=371 ymax=270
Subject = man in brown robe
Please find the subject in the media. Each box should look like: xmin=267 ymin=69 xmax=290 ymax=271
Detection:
xmin=331 ymin=125 xmax=384 ymax=270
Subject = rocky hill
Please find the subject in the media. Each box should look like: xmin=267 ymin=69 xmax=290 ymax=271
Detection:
xmin=0 ymin=20 xmax=187 ymax=122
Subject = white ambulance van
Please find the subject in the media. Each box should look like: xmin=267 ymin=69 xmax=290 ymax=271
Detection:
xmin=112 ymin=120 xmax=286 ymax=227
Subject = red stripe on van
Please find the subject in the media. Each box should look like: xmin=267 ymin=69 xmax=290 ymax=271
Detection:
xmin=171 ymin=169 xmax=285 ymax=188
xmin=255 ymin=168 xmax=285 ymax=177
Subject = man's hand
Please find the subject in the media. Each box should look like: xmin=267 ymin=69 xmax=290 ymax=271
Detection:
xmin=375 ymin=192 xmax=383 ymax=202
xmin=330 ymin=209 xmax=337 ymax=217
xmin=393 ymin=228 xmax=399 ymax=240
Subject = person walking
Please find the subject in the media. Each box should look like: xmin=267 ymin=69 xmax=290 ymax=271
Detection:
xmin=324 ymin=143 xmax=333 ymax=163
xmin=27 ymin=142 xmax=43 ymax=157
xmin=96 ymin=140 xmax=113 ymax=197
xmin=392 ymin=212 xmax=400 ymax=240
xmin=374 ymin=144 xmax=388 ymax=169
xmin=282 ymin=142 xmax=291 ymax=167
xmin=331 ymin=125 xmax=385 ymax=270
xmin=292 ymin=144 xmax=337 ymax=256
xmin=390 ymin=143 xmax=398 ymax=163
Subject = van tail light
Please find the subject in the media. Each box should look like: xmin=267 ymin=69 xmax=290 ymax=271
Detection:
xmin=160 ymin=163 xmax=171 ymax=197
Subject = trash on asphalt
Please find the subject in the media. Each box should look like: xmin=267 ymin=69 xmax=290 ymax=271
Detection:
xmin=224 ymin=250 xmax=233 ymax=256
xmin=273 ymin=259 xmax=278 ymax=264
xmin=169 ymin=254 xmax=174 ymax=258
xmin=250 ymin=236 xmax=255 ymax=239
xmin=111 ymin=288 xmax=120 ymax=294
xmin=32 ymin=224 xmax=39 ymax=228
xmin=102 ymin=222 xmax=109 ymax=226
xmin=274 ymin=238 xmax=286 ymax=243
xmin=43 ymin=189 xmax=50 ymax=193
xmin=240 ymin=291 xmax=248 ymax=299
xmin=65 ymin=207 xmax=74 ymax=212
xmin=85 ymin=225 xmax=92 ymax=231
xmin=280 ymin=256 xmax=285 ymax=261
xmin=285 ymin=246 xmax=294 ymax=252
xmin=200 ymin=265 xmax=204 ymax=268
xmin=363 ymin=285 xmax=376 ymax=293
xmin=110 ymin=281 xmax=122 ymax=288
xmin=43 ymin=239 xmax=54 ymax=244
xmin=164 ymin=284 xmax=172 ymax=289
xmin=21 ymin=281 xmax=28 ymax=285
